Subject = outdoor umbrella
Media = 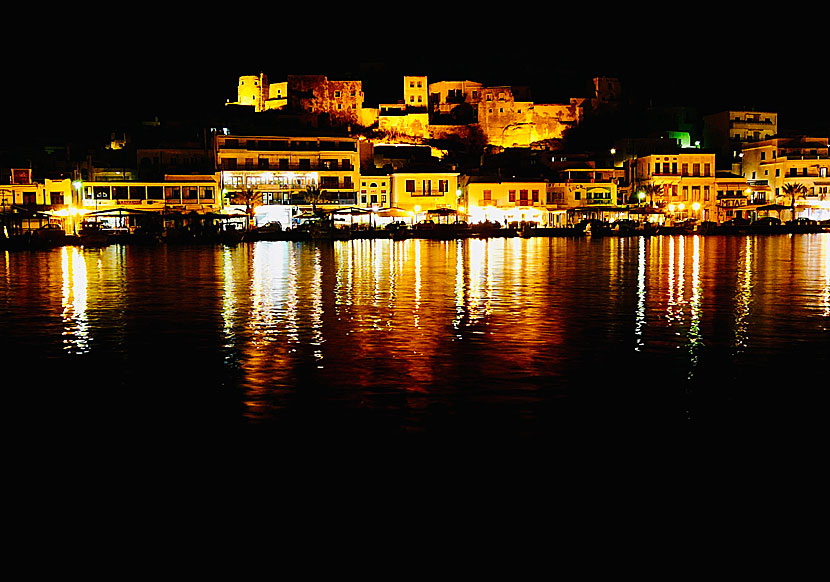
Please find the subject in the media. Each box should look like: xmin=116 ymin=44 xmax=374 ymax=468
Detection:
xmin=333 ymin=206 xmax=372 ymax=227
xmin=375 ymin=207 xmax=411 ymax=218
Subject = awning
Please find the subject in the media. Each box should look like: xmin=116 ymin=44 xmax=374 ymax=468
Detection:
xmin=427 ymin=207 xmax=458 ymax=216
xmin=332 ymin=206 xmax=372 ymax=216
xmin=625 ymin=206 xmax=664 ymax=215
xmin=375 ymin=207 xmax=411 ymax=218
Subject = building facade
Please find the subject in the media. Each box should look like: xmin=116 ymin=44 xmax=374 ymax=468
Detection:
xmin=216 ymin=134 xmax=359 ymax=203
xmin=389 ymin=165 xmax=459 ymax=214
xmin=287 ymin=75 xmax=364 ymax=127
xmin=466 ymin=177 xmax=548 ymax=226
xmin=428 ymin=80 xmax=483 ymax=115
xmin=632 ymin=152 xmax=718 ymax=222
xmin=546 ymin=168 xmax=623 ymax=225
xmin=741 ymin=137 xmax=830 ymax=220
xmin=358 ymin=175 xmax=392 ymax=208
xmin=703 ymin=110 xmax=778 ymax=171
xmin=477 ymin=86 xmax=585 ymax=148
xmin=228 ymin=74 xmax=287 ymax=112
xmin=403 ymin=76 xmax=428 ymax=110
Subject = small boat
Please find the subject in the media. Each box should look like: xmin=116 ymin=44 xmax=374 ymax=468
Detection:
xmin=78 ymin=221 xmax=111 ymax=247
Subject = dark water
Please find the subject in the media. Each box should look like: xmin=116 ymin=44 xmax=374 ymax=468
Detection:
xmin=3 ymin=235 xmax=829 ymax=446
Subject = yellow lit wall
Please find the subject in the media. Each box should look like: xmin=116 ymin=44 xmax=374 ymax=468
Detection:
xmin=358 ymin=176 xmax=391 ymax=208
xmin=378 ymin=113 xmax=430 ymax=139
xmin=404 ymin=76 xmax=428 ymax=109
xmin=634 ymin=153 xmax=717 ymax=221
xmin=391 ymin=172 xmax=459 ymax=212
xmin=466 ymin=180 xmax=547 ymax=225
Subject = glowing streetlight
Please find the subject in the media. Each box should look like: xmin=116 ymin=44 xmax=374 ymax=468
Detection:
xmin=692 ymin=202 xmax=701 ymax=212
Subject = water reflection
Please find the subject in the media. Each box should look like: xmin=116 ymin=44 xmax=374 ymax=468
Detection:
xmin=61 ymin=246 xmax=89 ymax=354
xmin=4 ymin=234 xmax=830 ymax=433
xmin=825 ymin=240 xmax=830 ymax=317
xmin=734 ymin=237 xmax=754 ymax=352
xmin=635 ymin=235 xmax=646 ymax=351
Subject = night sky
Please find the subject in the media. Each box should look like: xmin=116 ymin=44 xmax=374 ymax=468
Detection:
xmin=3 ymin=7 xmax=828 ymax=146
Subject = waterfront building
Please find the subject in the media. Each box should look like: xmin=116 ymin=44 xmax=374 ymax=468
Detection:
xmin=740 ymin=137 xmax=830 ymax=220
xmin=215 ymin=134 xmax=360 ymax=225
xmin=703 ymin=110 xmax=778 ymax=171
xmin=545 ymin=168 xmax=624 ymax=226
xmin=389 ymin=162 xmax=460 ymax=217
xmin=358 ymin=174 xmax=392 ymax=208
xmin=0 ymin=176 xmax=74 ymax=232
xmin=713 ymin=171 xmax=759 ymax=223
xmin=465 ymin=176 xmax=548 ymax=226
xmin=137 ymin=144 xmax=216 ymax=180
xmin=77 ymin=175 xmax=220 ymax=222
xmin=631 ymin=152 xmax=718 ymax=223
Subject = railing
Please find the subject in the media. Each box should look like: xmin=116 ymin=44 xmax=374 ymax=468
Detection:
xmin=223 ymin=163 xmax=355 ymax=172
xmin=778 ymin=155 xmax=830 ymax=162
xmin=730 ymin=118 xmax=774 ymax=125
xmin=407 ymin=190 xmax=449 ymax=197
xmin=218 ymin=141 xmax=357 ymax=152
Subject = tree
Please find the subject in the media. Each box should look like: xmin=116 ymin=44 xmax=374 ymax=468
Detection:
xmin=226 ymin=188 xmax=263 ymax=230
xmin=637 ymin=182 xmax=663 ymax=206
xmin=304 ymin=184 xmax=326 ymax=215
xmin=782 ymin=182 xmax=808 ymax=222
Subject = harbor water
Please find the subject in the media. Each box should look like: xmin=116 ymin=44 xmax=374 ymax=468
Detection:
xmin=3 ymin=234 xmax=829 ymax=445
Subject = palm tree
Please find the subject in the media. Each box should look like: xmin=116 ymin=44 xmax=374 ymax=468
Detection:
xmin=225 ymin=189 xmax=263 ymax=230
xmin=782 ymin=182 xmax=808 ymax=222
xmin=637 ymin=182 xmax=663 ymax=206
xmin=241 ymin=189 xmax=264 ymax=230
xmin=304 ymin=185 xmax=326 ymax=216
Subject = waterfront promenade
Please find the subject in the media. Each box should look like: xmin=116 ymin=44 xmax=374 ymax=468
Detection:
xmin=1 ymin=219 xmax=827 ymax=250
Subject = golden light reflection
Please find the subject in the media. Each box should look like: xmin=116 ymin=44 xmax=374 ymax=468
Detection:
xmin=677 ymin=235 xmax=686 ymax=318
xmin=635 ymin=235 xmax=646 ymax=351
xmin=334 ymin=240 xmax=355 ymax=313
xmin=454 ymin=239 xmax=464 ymax=331
xmin=61 ymin=246 xmax=89 ymax=354
xmin=311 ymin=246 xmax=324 ymax=364
xmin=734 ymin=237 xmax=754 ymax=350
xmin=414 ymin=239 xmax=421 ymax=327
xmin=824 ymin=237 xmax=830 ymax=318
xmin=221 ymin=246 xmax=237 ymax=350
xmin=686 ymin=235 xmax=702 ymax=379
xmin=667 ymin=236 xmax=676 ymax=322
xmin=466 ymin=237 xmax=492 ymax=324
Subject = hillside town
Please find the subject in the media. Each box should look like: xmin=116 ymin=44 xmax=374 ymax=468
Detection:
xmin=2 ymin=70 xmax=829 ymax=246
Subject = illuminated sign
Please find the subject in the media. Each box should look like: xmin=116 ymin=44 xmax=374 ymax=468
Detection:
xmin=11 ymin=169 xmax=31 ymax=185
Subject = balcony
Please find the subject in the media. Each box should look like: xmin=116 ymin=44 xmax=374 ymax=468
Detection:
xmin=222 ymin=162 xmax=355 ymax=172
xmin=730 ymin=118 xmax=774 ymax=126
xmin=218 ymin=140 xmax=357 ymax=153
